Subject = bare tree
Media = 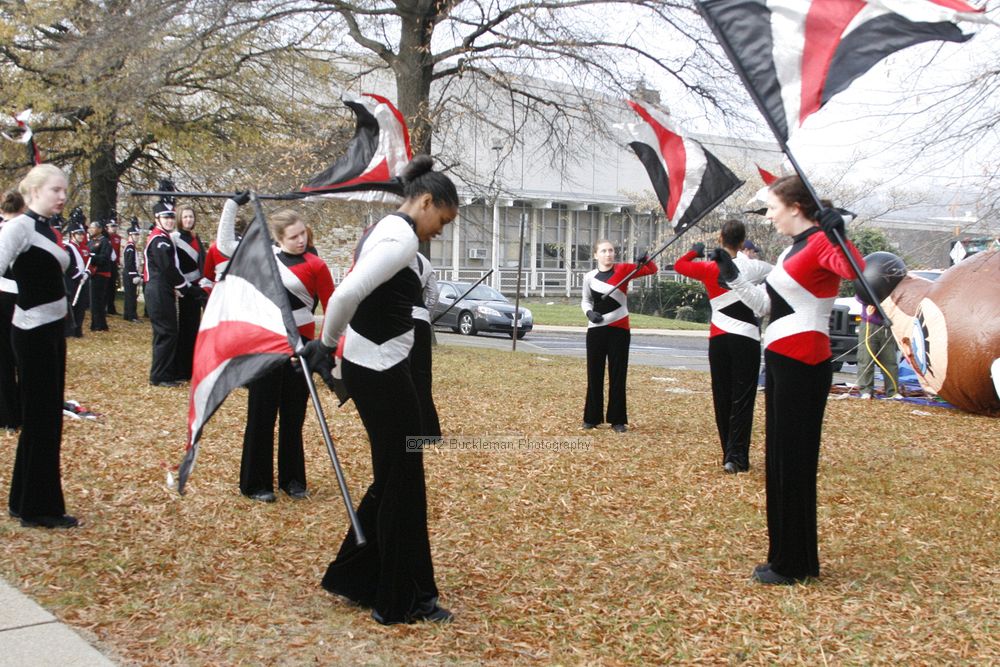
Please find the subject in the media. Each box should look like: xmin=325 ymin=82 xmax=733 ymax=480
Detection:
xmin=0 ymin=0 xmax=345 ymax=220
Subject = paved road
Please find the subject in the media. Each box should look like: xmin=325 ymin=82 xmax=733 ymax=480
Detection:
xmin=434 ymin=326 xmax=859 ymax=382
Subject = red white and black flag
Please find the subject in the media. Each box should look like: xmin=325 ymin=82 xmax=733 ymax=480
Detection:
xmin=623 ymin=99 xmax=744 ymax=232
xmin=177 ymin=202 xmax=302 ymax=494
xmin=697 ymin=0 xmax=989 ymax=143
xmin=1 ymin=110 xmax=42 ymax=165
xmin=298 ymin=93 xmax=412 ymax=203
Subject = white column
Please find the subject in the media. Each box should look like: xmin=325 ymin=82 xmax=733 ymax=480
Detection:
xmin=530 ymin=209 xmax=538 ymax=293
xmin=451 ymin=215 xmax=461 ymax=280
xmin=492 ymin=200 xmax=501 ymax=289
xmin=564 ymin=212 xmax=573 ymax=297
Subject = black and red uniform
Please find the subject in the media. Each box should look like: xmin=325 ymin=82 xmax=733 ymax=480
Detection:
xmin=239 ymin=247 xmax=334 ymax=498
xmin=144 ymin=225 xmax=188 ymax=385
xmin=122 ymin=237 xmax=140 ymax=322
xmin=318 ymin=213 xmax=445 ymax=625
xmin=202 ymin=242 xmax=230 ymax=288
xmin=106 ymin=230 xmax=121 ymax=315
xmin=87 ymin=230 xmax=112 ymax=331
xmin=63 ymin=235 xmax=90 ymax=337
xmin=580 ymin=260 xmax=657 ymax=427
xmin=730 ymin=226 xmax=863 ymax=581
xmin=0 ymin=210 xmax=72 ymax=522
xmin=675 ymin=250 xmax=770 ymax=471
xmin=173 ymin=228 xmax=206 ymax=381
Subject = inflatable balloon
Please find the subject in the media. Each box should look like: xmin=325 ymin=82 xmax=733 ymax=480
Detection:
xmin=876 ymin=250 xmax=1000 ymax=416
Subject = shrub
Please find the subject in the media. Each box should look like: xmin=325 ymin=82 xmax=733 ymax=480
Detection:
xmin=628 ymin=279 xmax=709 ymax=322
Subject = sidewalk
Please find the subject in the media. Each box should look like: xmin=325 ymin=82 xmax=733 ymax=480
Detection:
xmin=531 ymin=324 xmax=709 ymax=337
xmin=0 ymin=578 xmax=115 ymax=666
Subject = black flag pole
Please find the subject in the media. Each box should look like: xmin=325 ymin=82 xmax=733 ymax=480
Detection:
xmin=298 ymin=353 xmax=366 ymax=547
xmin=430 ymin=269 xmax=495 ymax=325
xmin=130 ymin=189 xmax=306 ymax=201
xmin=697 ymin=1 xmax=890 ymax=325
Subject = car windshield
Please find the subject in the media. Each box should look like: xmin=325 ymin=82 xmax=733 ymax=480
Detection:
xmin=457 ymin=285 xmax=506 ymax=302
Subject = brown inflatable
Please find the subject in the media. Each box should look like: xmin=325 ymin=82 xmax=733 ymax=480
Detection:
xmin=881 ymin=250 xmax=1000 ymax=416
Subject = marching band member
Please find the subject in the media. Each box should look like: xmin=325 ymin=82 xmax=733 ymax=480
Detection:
xmin=62 ymin=216 xmax=90 ymax=338
xmin=87 ymin=219 xmax=112 ymax=331
xmin=580 ymin=240 xmax=657 ymax=433
xmin=717 ymin=175 xmax=863 ymax=585
xmin=122 ymin=219 xmax=142 ymax=322
xmin=174 ymin=206 xmax=207 ymax=381
xmin=1 ymin=164 xmax=76 ymax=528
xmin=144 ymin=196 xmax=199 ymax=387
xmin=306 ymin=155 xmax=456 ymax=625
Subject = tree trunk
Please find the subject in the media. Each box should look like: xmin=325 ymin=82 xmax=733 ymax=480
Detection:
xmin=395 ymin=12 xmax=436 ymax=156
xmin=89 ymin=142 xmax=120 ymax=222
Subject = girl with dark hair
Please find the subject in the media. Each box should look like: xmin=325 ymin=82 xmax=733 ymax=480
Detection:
xmin=0 ymin=190 xmax=24 ymax=429
xmin=1 ymin=165 xmax=76 ymax=528
xmin=675 ymin=219 xmax=771 ymax=473
xmin=716 ymin=175 xmax=863 ymax=584
xmin=305 ymin=154 xmax=457 ymax=625
xmin=580 ymin=239 xmax=657 ymax=432
xmin=239 ymin=209 xmax=334 ymax=502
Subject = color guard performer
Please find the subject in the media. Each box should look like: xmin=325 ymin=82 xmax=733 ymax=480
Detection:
xmin=580 ymin=240 xmax=657 ymax=432
xmin=718 ymin=175 xmax=863 ymax=585
xmin=0 ymin=190 xmax=24 ymax=429
xmin=106 ymin=218 xmax=121 ymax=315
xmin=306 ymin=155 xmax=456 ymax=625
xmin=674 ymin=220 xmax=771 ymax=473
xmin=239 ymin=209 xmax=334 ymax=502
xmin=410 ymin=252 xmax=441 ymax=439
xmin=1 ymin=164 xmax=76 ymax=528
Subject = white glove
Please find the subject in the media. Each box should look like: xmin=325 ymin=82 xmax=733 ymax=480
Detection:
xmin=132 ymin=277 xmax=142 ymax=285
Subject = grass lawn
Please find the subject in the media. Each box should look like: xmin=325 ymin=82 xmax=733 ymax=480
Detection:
xmin=519 ymin=298 xmax=709 ymax=330
xmin=0 ymin=321 xmax=996 ymax=664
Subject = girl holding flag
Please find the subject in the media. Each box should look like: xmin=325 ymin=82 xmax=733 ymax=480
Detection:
xmin=716 ymin=175 xmax=863 ymax=585
xmin=304 ymin=155 xmax=457 ymax=625
xmin=239 ymin=210 xmax=334 ymax=503
xmin=580 ymin=240 xmax=657 ymax=433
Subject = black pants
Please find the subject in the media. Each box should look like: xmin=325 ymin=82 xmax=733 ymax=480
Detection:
xmin=322 ymin=357 xmax=439 ymax=623
xmin=410 ymin=320 xmax=441 ymax=438
xmin=239 ymin=359 xmax=308 ymax=495
xmin=64 ymin=278 xmax=88 ymax=338
xmin=709 ymin=334 xmax=761 ymax=469
xmin=146 ymin=282 xmax=178 ymax=384
xmin=764 ymin=350 xmax=832 ymax=580
xmin=107 ymin=266 xmax=119 ymax=314
xmin=123 ymin=277 xmax=138 ymax=321
xmin=175 ymin=291 xmax=202 ymax=381
xmin=584 ymin=325 xmax=630 ymax=426
xmin=89 ymin=275 xmax=109 ymax=331
xmin=0 ymin=293 xmax=19 ymax=429
xmin=8 ymin=320 xmax=66 ymax=519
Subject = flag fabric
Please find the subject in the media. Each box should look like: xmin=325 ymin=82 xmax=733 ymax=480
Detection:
xmin=178 ymin=202 xmax=302 ymax=494
xmin=623 ymin=99 xmax=744 ymax=232
xmin=697 ymin=0 xmax=988 ymax=143
xmin=747 ymin=163 xmax=781 ymax=211
xmin=1 ymin=110 xmax=42 ymax=165
xmin=299 ymin=93 xmax=412 ymax=204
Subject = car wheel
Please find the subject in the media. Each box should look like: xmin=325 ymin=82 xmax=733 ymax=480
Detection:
xmin=831 ymin=361 xmax=844 ymax=372
xmin=458 ymin=311 xmax=476 ymax=336
xmin=511 ymin=330 xmax=526 ymax=340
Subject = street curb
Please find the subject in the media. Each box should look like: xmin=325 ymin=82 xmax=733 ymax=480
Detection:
xmin=532 ymin=324 xmax=709 ymax=337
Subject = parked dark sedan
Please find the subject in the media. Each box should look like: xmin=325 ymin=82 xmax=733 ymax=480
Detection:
xmin=431 ymin=280 xmax=533 ymax=338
